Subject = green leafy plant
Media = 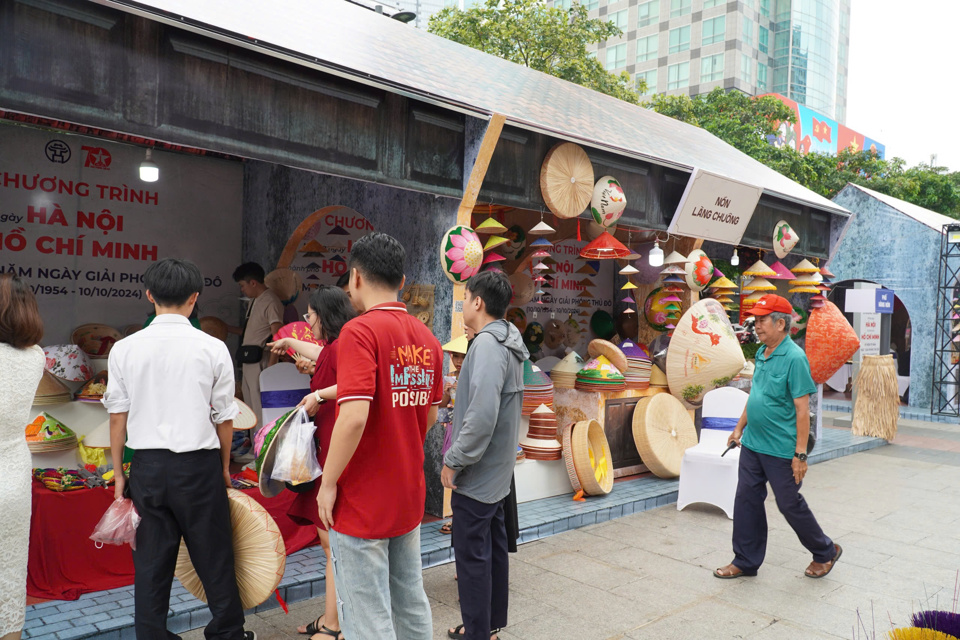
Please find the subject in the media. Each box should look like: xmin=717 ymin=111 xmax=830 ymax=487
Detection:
xmin=682 ymin=384 xmax=704 ymax=401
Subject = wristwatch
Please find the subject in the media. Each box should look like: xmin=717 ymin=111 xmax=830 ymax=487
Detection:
xmin=794 ymin=452 xmax=808 ymax=462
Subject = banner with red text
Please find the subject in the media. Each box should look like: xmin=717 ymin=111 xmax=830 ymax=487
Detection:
xmin=0 ymin=122 xmax=242 ymax=344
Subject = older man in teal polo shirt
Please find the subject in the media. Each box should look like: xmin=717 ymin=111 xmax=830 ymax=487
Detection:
xmin=714 ymin=294 xmax=842 ymax=580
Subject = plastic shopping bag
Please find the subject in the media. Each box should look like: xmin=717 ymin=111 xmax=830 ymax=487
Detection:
xmin=90 ymin=497 xmax=141 ymax=550
xmin=271 ymin=407 xmax=322 ymax=485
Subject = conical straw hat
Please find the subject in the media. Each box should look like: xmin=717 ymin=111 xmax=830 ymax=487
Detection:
xmin=587 ymin=339 xmax=628 ymax=373
xmin=475 ymin=217 xmax=507 ymax=234
xmin=84 ymin=418 xmax=111 ymax=448
xmin=767 ymin=261 xmax=795 ymax=280
xmin=43 ymin=345 xmax=94 ymax=382
xmin=666 ymin=298 xmax=745 ymax=408
xmin=773 ymin=220 xmax=800 ymax=258
xmin=234 ymin=399 xmax=258 ymax=432
xmin=200 ymin=317 xmax=229 ymax=342
xmin=483 ymin=235 xmax=509 ymax=251
xmin=176 ymin=488 xmax=286 ymax=610
xmin=742 ymin=278 xmax=776 ymax=292
xmin=632 ymin=394 xmax=697 ymax=478
xmin=710 ymin=276 xmax=738 ymax=289
xmin=552 ymin=350 xmax=585 ymax=374
xmin=528 ymin=220 xmax=555 ymax=235
xmin=791 ymin=258 xmax=820 ymax=274
xmin=743 ymin=260 xmax=775 ymax=278
xmin=256 ymin=410 xmax=296 ymax=498
xmin=649 ymin=365 xmax=668 ymax=387
xmin=805 ymin=301 xmax=860 ymax=383
xmin=684 ymin=249 xmax=714 ymax=292
xmin=35 ymin=369 xmax=72 ymax=402
xmin=663 ymin=251 xmax=689 ymax=265
xmin=540 ymin=142 xmax=594 ymax=219
xmin=571 ymin=420 xmax=614 ymax=496
xmin=71 ymin=323 xmax=123 ymax=360
xmin=264 ymin=269 xmax=302 ymax=304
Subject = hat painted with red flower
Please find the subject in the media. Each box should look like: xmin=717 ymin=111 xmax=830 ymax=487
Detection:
xmin=746 ymin=294 xmax=793 ymax=316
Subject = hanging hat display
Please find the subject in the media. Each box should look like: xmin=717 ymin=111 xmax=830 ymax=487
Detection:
xmin=767 ymin=261 xmax=796 ymax=280
xmin=530 ymin=237 xmax=553 ymax=249
xmin=811 ymin=266 xmax=834 ymax=309
xmin=71 ymin=323 xmax=123 ymax=360
xmin=631 ymin=394 xmax=697 ymax=478
xmin=549 ymin=350 xmax=584 ymax=389
xmin=528 ymin=219 xmax=556 ymax=236
xmin=481 ymin=252 xmax=506 ymax=266
xmin=440 ymin=225 xmax=483 ymax=283
xmin=742 ymin=278 xmax=777 ymax=292
xmin=522 ymin=360 xmax=554 ymax=416
xmin=663 ymin=251 xmax=689 ymax=265
xmin=590 ymin=176 xmax=627 ymax=228
xmin=540 ymin=142 xmax=594 ymax=219
xmin=742 ymin=260 xmax=775 ymax=279
xmin=575 ymin=356 xmax=626 ymax=392
xmin=791 ymin=258 xmax=820 ymax=274
xmin=25 ymin=412 xmax=79 ymax=453
xmin=483 ymin=235 xmax=509 ymax=252
xmin=619 ymin=263 xmax=639 ymax=275
xmin=666 ymin=298 xmax=746 ymax=408
xmin=579 ymin=231 xmax=631 ymax=259
xmin=773 ymin=220 xmax=800 ymax=258
xmin=520 ymin=404 xmax=562 ymax=461
xmin=710 ymin=276 xmax=738 ymax=290
xmin=34 ymin=369 xmax=75 ymax=405
xmin=264 ymin=269 xmax=303 ymax=306
xmin=806 ymin=301 xmax=860 ymax=383
xmin=684 ymin=249 xmax=714 ymax=292
xmin=475 ymin=217 xmax=507 ymax=234
xmin=42 ymin=345 xmax=94 ymax=383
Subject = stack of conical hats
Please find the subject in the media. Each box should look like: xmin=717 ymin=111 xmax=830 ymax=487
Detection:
xmin=520 ymin=404 xmax=562 ymax=461
xmin=549 ymin=350 xmax=583 ymax=389
xmin=34 ymin=370 xmax=73 ymax=405
xmin=522 ymin=360 xmax=554 ymax=416
xmin=618 ymin=340 xmax=652 ymax=390
xmin=575 ymin=356 xmax=626 ymax=392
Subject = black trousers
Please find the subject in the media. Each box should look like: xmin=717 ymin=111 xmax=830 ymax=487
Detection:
xmin=733 ymin=446 xmax=835 ymax=574
xmin=452 ymin=492 xmax=509 ymax=640
xmin=130 ymin=449 xmax=245 ymax=640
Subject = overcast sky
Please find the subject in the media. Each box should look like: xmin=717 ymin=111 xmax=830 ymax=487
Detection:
xmin=846 ymin=1 xmax=960 ymax=171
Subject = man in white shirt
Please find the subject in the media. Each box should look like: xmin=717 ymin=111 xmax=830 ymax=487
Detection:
xmin=105 ymin=258 xmax=255 ymax=640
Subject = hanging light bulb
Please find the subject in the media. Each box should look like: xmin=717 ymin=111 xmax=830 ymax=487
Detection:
xmin=730 ymin=248 xmax=740 ymax=267
xmin=139 ymin=148 xmax=159 ymax=182
xmin=648 ymin=239 xmax=664 ymax=267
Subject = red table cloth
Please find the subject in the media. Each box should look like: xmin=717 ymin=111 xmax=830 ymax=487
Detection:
xmin=28 ymin=481 xmax=319 ymax=601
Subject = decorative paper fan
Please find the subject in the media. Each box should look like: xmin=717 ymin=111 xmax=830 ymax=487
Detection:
xmin=540 ymin=142 xmax=594 ymax=219
xmin=440 ymin=225 xmax=483 ymax=283
xmin=773 ymin=220 xmax=799 ymax=258
xmin=475 ymin=217 xmax=507 ymax=234
xmin=791 ymin=259 xmax=820 ymax=274
xmin=580 ymin=231 xmax=631 ymax=259
xmin=806 ymin=301 xmax=860 ymax=383
xmin=590 ymin=176 xmax=627 ymax=228
xmin=273 ymin=322 xmax=322 ymax=358
xmin=743 ymin=260 xmax=776 ymax=278
xmin=684 ymin=249 xmax=714 ymax=292
xmin=665 ymin=298 xmax=745 ymax=408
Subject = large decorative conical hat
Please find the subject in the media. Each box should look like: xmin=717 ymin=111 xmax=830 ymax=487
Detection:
xmin=684 ymin=249 xmax=714 ymax=292
xmin=35 ymin=369 xmax=73 ymax=404
xmin=577 ymin=356 xmax=625 ymax=381
xmin=71 ymin=323 xmax=123 ymax=360
xmin=440 ymin=225 xmax=483 ymax=283
xmin=509 ymin=272 xmax=536 ymax=307
xmin=773 ymin=220 xmax=800 ymax=258
xmin=666 ymin=298 xmax=745 ymax=408
xmin=176 ymin=488 xmax=286 ymax=610
xmin=26 ymin=412 xmax=78 ymax=452
xmin=806 ymin=301 xmax=860 ymax=384
xmin=663 ymin=251 xmax=689 ymax=265
xmin=632 ymin=394 xmax=697 ymax=478
xmin=743 ymin=260 xmax=775 ymax=278
xmin=791 ymin=258 xmax=820 ymax=274
xmin=42 ymin=345 xmax=94 ymax=382
xmin=587 ymin=339 xmax=627 ymax=373
xmin=579 ymin=231 xmax=630 ymax=259
xmin=590 ymin=176 xmax=627 ymax=228
xmin=540 ymin=142 xmax=594 ymax=219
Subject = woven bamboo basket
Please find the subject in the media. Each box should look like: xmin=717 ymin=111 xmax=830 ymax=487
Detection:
xmin=560 ymin=421 xmax=583 ymax=493
xmin=852 ymin=354 xmax=899 ymax=441
xmin=632 ymin=394 xmax=697 ymax=478
xmin=540 ymin=142 xmax=594 ymax=219
xmin=571 ymin=419 xmax=614 ymax=496
xmin=175 ymin=488 xmax=286 ymax=610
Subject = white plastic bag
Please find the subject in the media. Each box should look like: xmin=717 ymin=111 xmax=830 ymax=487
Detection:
xmin=90 ymin=498 xmax=141 ymax=550
xmin=271 ymin=407 xmax=322 ymax=485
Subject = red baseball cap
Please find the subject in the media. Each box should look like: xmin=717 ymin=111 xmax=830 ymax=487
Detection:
xmin=746 ymin=294 xmax=793 ymax=316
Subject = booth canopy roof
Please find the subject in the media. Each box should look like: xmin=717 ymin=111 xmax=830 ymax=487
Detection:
xmin=841 ymin=183 xmax=956 ymax=233
xmin=98 ymin=0 xmax=847 ymax=216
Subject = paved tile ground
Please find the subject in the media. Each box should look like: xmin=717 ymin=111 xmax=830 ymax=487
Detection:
xmin=172 ymin=435 xmax=960 ymax=640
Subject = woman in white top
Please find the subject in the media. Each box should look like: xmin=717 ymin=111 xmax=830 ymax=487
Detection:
xmin=0 ymin=274 xmax=45 ymax=640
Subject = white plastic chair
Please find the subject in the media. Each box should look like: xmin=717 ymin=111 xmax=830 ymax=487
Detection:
xmin=259 ymin=363 xmax=312 ymax=427
xmin=676 ymin=387 xmax=749 ymax=519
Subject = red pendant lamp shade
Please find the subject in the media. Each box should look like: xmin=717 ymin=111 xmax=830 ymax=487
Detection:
xmin=579 ymin=231 xmax=631 ymax=259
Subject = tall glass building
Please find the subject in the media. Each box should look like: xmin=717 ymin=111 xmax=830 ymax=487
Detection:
xmin=543 ymin=0 xmax=850 ymax=124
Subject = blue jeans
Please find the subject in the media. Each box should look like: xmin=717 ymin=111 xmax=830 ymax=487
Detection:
xmin=329 ymin=527 xmax=432 ymax=640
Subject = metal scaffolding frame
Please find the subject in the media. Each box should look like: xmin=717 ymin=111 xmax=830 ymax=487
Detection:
xmin=932 ymin=223 xmax=960 ymax=416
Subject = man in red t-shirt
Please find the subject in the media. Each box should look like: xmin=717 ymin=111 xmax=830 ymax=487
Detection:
xmin=318 ymin=232 xmax=443 ymax=640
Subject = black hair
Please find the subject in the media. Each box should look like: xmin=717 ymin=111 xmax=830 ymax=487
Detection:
xmin=348 ymin=232 xmax=405 ymax=289
xmin=335 ymin=272 xmax=351 ymax=289
xmin=232 ymin=262 xmax=265 ymax=283
xmin=466 ymin=270 xmax=512 ymax=319
xmin=307 ymin=285 xmax=356 ymax=342
xmin=144 ymin=258 xmax=204 ymax=307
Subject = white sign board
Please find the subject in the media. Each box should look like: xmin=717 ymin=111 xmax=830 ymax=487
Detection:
xmin=857 ymin=313 xmax=882 ymax=357
xmin=845 ymin=288 xmax=878 ymax=314
xmin=0 ymin=123 xmax=243 ymax=344
xmin=667 ymin=168 xmax=763 ymax=244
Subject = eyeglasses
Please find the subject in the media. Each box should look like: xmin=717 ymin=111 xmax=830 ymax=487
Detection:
xmin=303 ymin=313 xmax=313 ymax=323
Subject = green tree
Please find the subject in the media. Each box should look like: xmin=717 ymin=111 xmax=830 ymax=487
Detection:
xmin=428 ymin=0 xmax=642 ymax=104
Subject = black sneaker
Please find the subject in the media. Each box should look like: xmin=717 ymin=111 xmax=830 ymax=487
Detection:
xmin=243 ymin=632 xmax=257 ymax=640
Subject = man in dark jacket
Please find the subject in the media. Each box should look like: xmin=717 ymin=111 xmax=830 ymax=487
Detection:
xmin=442 ymin=270 xmax=529 ymax=640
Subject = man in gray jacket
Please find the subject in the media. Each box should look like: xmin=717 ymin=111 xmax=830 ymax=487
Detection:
xmin=442 ymin=270 xmax=529 ymax=640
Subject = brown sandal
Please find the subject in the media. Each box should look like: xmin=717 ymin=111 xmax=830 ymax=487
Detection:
xmin=440 ymin=521 xmax=453 ymax=535
xmin=805 ymin=544 xmax=842 ymax=579
xmin=714 ymin=564 xmax=756 ymax=579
